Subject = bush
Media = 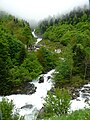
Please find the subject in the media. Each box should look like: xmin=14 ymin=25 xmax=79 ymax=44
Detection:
xmin=36 ymin=47 xmax=56 ymax=72
xmin=0 ymin=98 xmax=24 ymax=120
xmin=41 ymin=88 xmax=71 ymax=119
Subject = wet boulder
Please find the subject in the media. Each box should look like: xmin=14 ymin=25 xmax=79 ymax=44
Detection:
xmin=38 ymin=76 xmax=44 ymax=83
xmin=47 ymin=76 xmax=51 ymax=80
xmin=72 ymin=89 xmax=80 ymax=99
xmin=70 ymin=87 xmax=80 ymax=99
xmin=21 ymin=104 xmax=33 ymax=109
xmin=23 ymin=82 xmax=37 ymax=94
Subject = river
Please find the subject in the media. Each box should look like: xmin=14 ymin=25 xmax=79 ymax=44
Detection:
xmin=0 ymin=31 xmax=54 ymax=120
xmin=0 ymin=69 xmax=55 ymax=119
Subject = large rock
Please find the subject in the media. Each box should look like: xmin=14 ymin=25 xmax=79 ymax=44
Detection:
xmin=22 ymin=82 xmax=37 ymax=94
xmin=47 ymin=76 xmax=51 ymax=80
xmin=38 ymin=76 xmax=44 ymax=83
xmin=11 ymin=82 xmax=37 ymax=95
xmin=70 ymin=87 xmax=80 ymax=99
xmin=21 ymin=104 xmax=33 ymax=109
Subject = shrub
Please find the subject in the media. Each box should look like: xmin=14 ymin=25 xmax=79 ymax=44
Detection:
xmin=42 ymin=88 xmax=71 ymax=119
xmin=0 ymin=98 xmax=24 ymax=120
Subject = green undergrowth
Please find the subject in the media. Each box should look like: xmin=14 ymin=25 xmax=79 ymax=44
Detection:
xmin=44 ymin=109 xmax=90 ymax=120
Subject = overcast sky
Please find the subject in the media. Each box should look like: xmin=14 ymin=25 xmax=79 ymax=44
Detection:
xmin=0 ymin=0 xmax=89 ymax=22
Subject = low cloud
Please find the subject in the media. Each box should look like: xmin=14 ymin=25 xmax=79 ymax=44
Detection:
xmin=0 ymin=0 xmax=89 ymax=22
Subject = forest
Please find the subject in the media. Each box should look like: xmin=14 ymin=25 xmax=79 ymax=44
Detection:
xmin=36 ymin=7 xmax=90 ymax=88
xmin=0 ymin=7 xmax=90 ymax=120
xmin=0 ymin=11 xmax=42 ymax=95
xmin=35 ymin=7 xmax=90 ymax=119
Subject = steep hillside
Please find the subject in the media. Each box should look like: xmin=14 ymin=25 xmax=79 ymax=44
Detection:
xmin=0 ymin=11 xmax=42 ymax=95
xmin=35 ymin=8 xmax=90 ymax=120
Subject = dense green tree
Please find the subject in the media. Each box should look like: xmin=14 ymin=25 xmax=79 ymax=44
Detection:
xmin=21 ymin=52 xmax=43 ymax=80
xmin=0 ymin=30 xmax=12 ymax=94
xmin=36 ymin=47 xmax=56 ymax=72
xmin=36 ymin=8 xmax=90 ymax=35
xmin=43 ymin=24 xmax=73 ymax=42
xmin=85 ymin=47 xmax=90 ymax=79
xmin=10 ymin=52 xmax=43 ymax=86
xmin=18 ymin=46 xmax=27 ymax=65
xmin=0 ymin=12 xmax=42 ymax=94
xmin=73 ymin=44 xmax=86 ymax=77
xmin=0 ymin=11 xmax=35 ymax=48
xmin=53 ymin=45 xmax=73 ymax=87
xmin=22 ymin=25 xmax=34 ymax=49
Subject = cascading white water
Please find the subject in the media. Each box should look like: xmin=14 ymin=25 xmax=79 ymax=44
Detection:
xmin=0 ymin=31 xmax=54 ymax=120
xmin=0 ymin=70 xmax=55 ymax=120
xmin=32 ymin=29 xmax=37 ymax=38
xmin=32 ymin=29 xmax=42 ymax=45
xmin=70 ymin=83 xmax=90 ymax=111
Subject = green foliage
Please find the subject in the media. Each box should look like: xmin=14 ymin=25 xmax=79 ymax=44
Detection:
xmin=0 ymin=29 xmax=12 ymax=94
xmin=43 ymin=24 xmax=73 ymax=42
xmin=53 ymin=45 xmax=73 ymax=87
xmin=45 ymin=109 xmax=90 ymax=120
xmin=21 ymin=25 xmax=35 ymax=48
xmin=36 ymin=47 xmax=56 ymax=72
xmin=42 ymin=88 xmax=71 ymax=119
xmin=0 ymin=26 xmax=27 ymax=94
xmin=0 ymin=98 xmax=24 ymax=120
xmin=69 ymin=75 xmax=86 ymax=88
xmin=21 ymin=52 xmax=43 ymax=80
xmin=0 ymin=12 xmax=43 ymax=95
xmin=36 ymin=7 xmax=90 ymax=88
xmin=36 ymin=8 xmax=90 ymax=35
xmin=0 ymin=11 xmax=35 ymax=48
xmin=72 ymin=44 xmax=86 ymax=77
xmin=18 ymin=46 xmax=27 ymax=65
xmin=10 ymin=52 xmax=43 ymax=86
xmin=0 ymin=6 xmax=90 ymax=98
xmin=43 ymin=22 xmax=90 ymax=47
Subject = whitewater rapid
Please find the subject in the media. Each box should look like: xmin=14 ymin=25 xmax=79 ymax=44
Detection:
xmin=32 ymin=29 xmax=42 ymax=45
xmin=70 ymin=83 xmax=90 ymax=111
xmin=0 ymin=70 xmax=55 ymax=120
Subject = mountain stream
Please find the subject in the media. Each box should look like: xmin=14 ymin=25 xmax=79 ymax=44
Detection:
xmin=0 ymin=31 xmax=90 ymax=120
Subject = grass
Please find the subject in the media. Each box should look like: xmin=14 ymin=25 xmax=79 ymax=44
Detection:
xmin=44 ymin=109 xmax=90 ymax=120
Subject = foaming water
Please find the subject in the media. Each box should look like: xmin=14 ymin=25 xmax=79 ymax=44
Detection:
xmin=0 ymin=70 xmax=55 ymax=120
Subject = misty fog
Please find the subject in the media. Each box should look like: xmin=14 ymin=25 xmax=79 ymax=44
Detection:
xmin=0 ymin=0 xmax=89 ymax=25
